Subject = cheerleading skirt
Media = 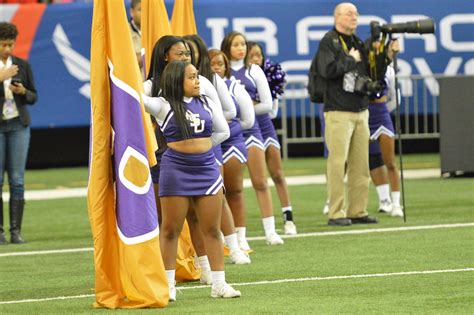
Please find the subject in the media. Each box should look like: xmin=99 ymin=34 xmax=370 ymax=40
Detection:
xmin=221 ymin=120 xmax=248 ymax=164
xmin=242 ymin=117 xmax=264 ymax=150
xmin=159 ymin=148 xmax=223 ymax=197
xmin=256 ymin=113 xmax=281 ymax=150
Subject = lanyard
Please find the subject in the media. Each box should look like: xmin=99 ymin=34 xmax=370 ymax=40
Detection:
xmin=338 ymin=35 xmax=350 ymax=54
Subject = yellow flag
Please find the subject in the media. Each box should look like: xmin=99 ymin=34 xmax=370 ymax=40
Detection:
xmin=88 ymin=0 xmax=167 ymax=308
xmin=141 ymin=0 xmax=173 ymax=77
xmin=171 ymin=0 xmax=197 ymax=36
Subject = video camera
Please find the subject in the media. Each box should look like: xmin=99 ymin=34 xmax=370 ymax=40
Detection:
xmin=370 ymin=18 xmax=435 ymax=40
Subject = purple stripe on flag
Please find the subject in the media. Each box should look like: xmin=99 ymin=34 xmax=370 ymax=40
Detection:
xmin=110 ymin=77 xmax=157 ymax=239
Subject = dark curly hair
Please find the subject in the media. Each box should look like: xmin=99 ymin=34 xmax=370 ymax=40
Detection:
xmin=0 ymin=22 xmax=18 ymax=41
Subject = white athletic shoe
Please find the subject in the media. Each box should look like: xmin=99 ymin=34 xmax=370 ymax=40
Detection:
xmin=284 ymin=221 xmax=297 ymax=235
xmin=378 ymin=199 xmax=393 ymax=213
xmin=238 ymin=237 xmax=253 ymax=253
xmin=391 ymin=205 xmax=404 ymax=217
xmin=230 ymin=250 xmax=251 ymax=265
xmin=211 ymin=282 xmax=241 ymax=298
xmin=265 ymin=232 xmax=284 ymax=245
xmin=200 ymin=270 xmax=213 ymax=285
xmin=168 ymin=282 xmax=176 ymax=302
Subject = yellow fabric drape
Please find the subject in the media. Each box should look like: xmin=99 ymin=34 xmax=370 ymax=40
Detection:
xmin=171 ymin=0 xmax=197 ymax=36
xmin=88 ymin=0 xmax=167 ymax=308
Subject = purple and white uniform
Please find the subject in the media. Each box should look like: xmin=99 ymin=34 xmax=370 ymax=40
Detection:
xmin=368 ymin=71 xmax=396 ymax=156
xmin=230 ymin=60 xmax=272 ymax=150
xmin=220 ymin=78 xmax=255 ymax=164
xmin=142 ymin=94 xmax=230 ymax=196
xmin=256 ymin=113 xmax=280 ymax=150
xmin=200 ymin=74 xmax=236 ymax=166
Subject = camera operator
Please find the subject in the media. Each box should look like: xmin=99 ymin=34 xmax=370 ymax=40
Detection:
xmin=315 ymin=2 xmax=397 ymax=226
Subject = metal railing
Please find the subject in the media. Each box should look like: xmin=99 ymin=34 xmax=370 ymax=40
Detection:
xmin=277 ymin=74 xmax=450 ymax=159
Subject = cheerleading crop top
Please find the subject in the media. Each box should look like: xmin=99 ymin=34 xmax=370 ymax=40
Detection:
xmin=230 ymin=59 xmax=272 ymax=115
xmin=142 ymin=94 xmax=230 ymax=146
xmin=144 ymin=75 xmax=236 ymax=121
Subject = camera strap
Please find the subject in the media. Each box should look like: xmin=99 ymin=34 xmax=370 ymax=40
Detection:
xmin=368 ymin=33 xmax=387 ymax=81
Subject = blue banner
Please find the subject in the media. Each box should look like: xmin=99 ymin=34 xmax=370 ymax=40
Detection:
xmin=3 ymin=0 xmax=472 ymax=128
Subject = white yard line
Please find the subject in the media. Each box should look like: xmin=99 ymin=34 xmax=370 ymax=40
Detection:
xmin=0 ymin=247 xmax=93 ymax=257
xmin=0 ymin=267 xmax=472 ymax=305
xmin=1 ymin=169 xmax=440 ymax=201
xmin=249 ymin=222 xmax=474 ymax=241
xmin=1 ymin=222 xmax=472 ymax=258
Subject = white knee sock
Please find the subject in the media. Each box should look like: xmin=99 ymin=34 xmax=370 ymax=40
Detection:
xmin=262 ymin=216 xmax=276 ymax=237
xmin=391 ymin=191 xmax=401 ymax=207
xmin=376 ymin=184 xmax=391 ymax=203
xmin=197 ymin=255 xmax=211 ymax=272
xmin=224 ymin=233 xmax=240 ymax=254
xmin=235 ymin=227 xmax=246 ymax=242
xmin=166 ymin=269 xmax=175 ymax=286
xmin=211 ymin=270 xmax=225 ymax=287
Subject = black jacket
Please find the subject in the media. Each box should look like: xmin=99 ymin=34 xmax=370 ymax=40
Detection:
xmin=316 ymin=29 xmax=369 ymax=112
xmin=0 ymin=56 xmax=37 ymax=126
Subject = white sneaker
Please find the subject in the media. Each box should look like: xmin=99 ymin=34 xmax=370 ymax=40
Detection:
xmin=211 ymin=282 xmax=241 ymax=298
xmin=169 ymin=282 xmax=176 ymax=302
xmin=265 ymin=232 xmax=284 ymax=245
xmin=391 ymin=205 xmax=404 ymax=217
xmin=230 ymin=250 xmax=251 ymax=265
xmin=200 ymin=269 xmax=213 ymax=285
xmin=284 ymin=221 xmax=297 ymax=235
xmin=378 ymin=199 xmax=393 ymax=213
xmin=323 ymin=201 xmax=329 ymax=215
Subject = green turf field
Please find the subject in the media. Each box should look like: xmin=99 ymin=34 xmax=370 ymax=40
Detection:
xmin=0 ymin=154 xmax=473 ymax=314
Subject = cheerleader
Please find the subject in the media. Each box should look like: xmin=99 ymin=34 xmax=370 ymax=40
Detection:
xmin=209 ymin=48 xmax=256 ymax=252
xmin=142 ymin=61 xmax=241 ymax=300
xmin=221 ymin=31 xmax=284 ymax=246
xmin=184 ymin=34 xmax=250 ymax=264
xmin=246 ymin=41 xmax=297 ymax=235
xmin=368 ymin=65 xmax=403 ymax=217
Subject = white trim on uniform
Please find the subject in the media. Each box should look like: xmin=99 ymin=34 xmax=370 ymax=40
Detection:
xmin=245 ymin=136 xmax=264 ymax=150
xmin=370 ymin=126 xmax=395 ymax=141
xmin=222 ymin=146 xmax=247 ymax=164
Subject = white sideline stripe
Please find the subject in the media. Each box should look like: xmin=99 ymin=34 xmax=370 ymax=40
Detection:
xmin=0 ymin=247 xmax=92 ymax=257
xmin=1 ymin=169 xmax=440 ymax=201
xmin=1 ymin=268 xmax=473 ymax=305
xmin=247 ymin=222 xmax=474 ymax=241
xmin=1 ymin=223 xmax=472 ymax=258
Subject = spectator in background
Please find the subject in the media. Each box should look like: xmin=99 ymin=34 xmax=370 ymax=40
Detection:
xmin=246 ymin=41 xmax=297 ymax=235
xmin=0 ymin=22 xmax=37 ymax=244
xmin=129 ymin=0 xmax=142 ymax=70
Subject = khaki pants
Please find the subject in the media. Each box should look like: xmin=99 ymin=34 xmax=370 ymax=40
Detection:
xmin=324 ymin=110 xmax=370 ymax=219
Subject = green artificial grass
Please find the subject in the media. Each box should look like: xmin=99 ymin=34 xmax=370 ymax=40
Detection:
xmin=0 ymin=154 xmax=472 ymax=314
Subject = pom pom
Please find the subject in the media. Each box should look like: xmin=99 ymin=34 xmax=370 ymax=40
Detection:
xmin=254 ymin=58 xmax=286 ymax=102
xmin=263 ymin=58 xmax=286 ymax=100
